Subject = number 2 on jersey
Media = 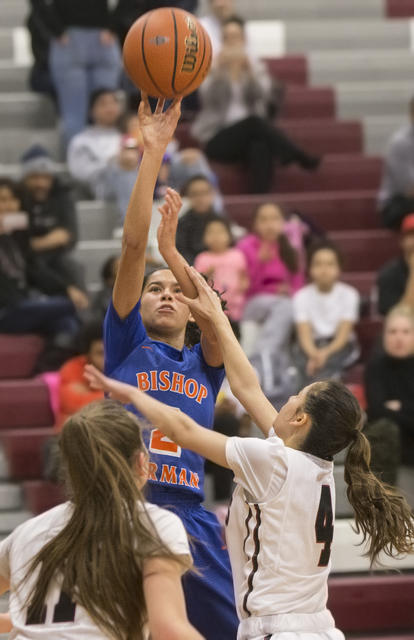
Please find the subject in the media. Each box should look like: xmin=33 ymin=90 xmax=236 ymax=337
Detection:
xmin=315 ymin=485 xmax=334 ymax=567
xmin=149 ymin=429 xmax=182 ymax=457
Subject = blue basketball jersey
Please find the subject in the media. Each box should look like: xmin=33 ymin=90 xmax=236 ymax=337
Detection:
xmin=104 ymin=299 xmax=225 ymax=502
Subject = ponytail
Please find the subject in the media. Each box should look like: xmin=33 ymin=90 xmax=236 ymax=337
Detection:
xmin=344 ymin=430 xmax=414 ymax=565
xmin=22 ymin=400 xmax=187 ymax=640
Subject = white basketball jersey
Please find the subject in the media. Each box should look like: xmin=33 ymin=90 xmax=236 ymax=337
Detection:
xmin=0 ymin=501 xmax=191 ymax=640
xmin=225 ymin=429 xmax=336 ymax=624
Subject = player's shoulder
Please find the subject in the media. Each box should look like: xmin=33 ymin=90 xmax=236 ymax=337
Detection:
xmin=142 ymin=502 xmax=189 ymax=551
xmin=10 ymin=503 xmax=72 ymax=548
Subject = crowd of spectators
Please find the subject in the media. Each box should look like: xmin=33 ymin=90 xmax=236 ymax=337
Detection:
xmin=1 ymin=0 xmax=414 ymax=501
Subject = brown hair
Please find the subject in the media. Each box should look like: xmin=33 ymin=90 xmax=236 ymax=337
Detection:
xmin=253 ymin=203 xmax=299 ymax=273
xmin=300 ymin=380 xmax=414 ymax=565
xmin=22 ymin=400 xmax=187 ymax=640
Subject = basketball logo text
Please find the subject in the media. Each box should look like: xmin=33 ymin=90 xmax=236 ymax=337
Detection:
xmin=149 ymin=36 xmax=170 ymax=45
xmin=136 ymin=370 xmax=208 ymax=404
xmin=181 ymin=15 xmax=199 ymax=73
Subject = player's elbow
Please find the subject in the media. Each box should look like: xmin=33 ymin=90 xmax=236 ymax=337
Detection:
xmin=122 ymin=230 xmax=148 ymax=253
xmin=151 ymin=620 xmax=200 ymax=640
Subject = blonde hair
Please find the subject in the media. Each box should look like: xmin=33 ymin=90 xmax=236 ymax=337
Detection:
xmin=385 ymin=304 xmax=414 ymax=327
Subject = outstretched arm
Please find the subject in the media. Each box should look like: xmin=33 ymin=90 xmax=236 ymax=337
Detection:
xmin=157 ymin=190 xmax=223 ymax=367
xmin=176 ymin=268 xmax=277 ymax=436
xmin=113 ymin=95 xmax=182 ymax=320
xmin=84 ymin=366 xmax=229 ymax=468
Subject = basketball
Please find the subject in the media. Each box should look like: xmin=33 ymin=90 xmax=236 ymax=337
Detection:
xmin=123 ymin=8 xmax=212 ymax=100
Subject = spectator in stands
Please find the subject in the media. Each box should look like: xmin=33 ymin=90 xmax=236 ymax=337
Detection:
xmin=378 ymin=96 xmax=414 ymax=230
xmin=377 ymin=213 xmax=414 ymax=316
xmin=27 ymin=0 xmax=56 ymax=98
xmin=176 ymin=175 xmax=221 ymax=265
xmin=0 ymin=178 xmax=80 ymax=338
xmin=365 ymin=305 xmax=414 ymax=485
xmin=20 ymin=145 xmax=89 ymax=312
xmin=194 ymin=217 xmax=248 ymax=324
xmin=35 ymin=0 xmax=122 ymax=144
xmin=200 ymin=0 xmax=238 ymax=57
xmin=293 ymin=241 xmax=360 ymax=388
xmin=238 ymin=202 xmax=304 ymax=358
xmin=55 ymin=321 xmax=105 ymax=429
xmin=192 ymin=16 xmax=320 ymax=194
xmin=92 ymin=255 xmax=121 ymax=321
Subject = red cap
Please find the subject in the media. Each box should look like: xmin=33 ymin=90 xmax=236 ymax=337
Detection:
xmin=401 ymin=213 xmax=414 ymax=233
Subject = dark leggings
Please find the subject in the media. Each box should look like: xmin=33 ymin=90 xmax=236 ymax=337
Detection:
xmin=0 ymin=297 xmax=80 ymax=337
xmin=205 ymin=116 xmax=314 ymax=193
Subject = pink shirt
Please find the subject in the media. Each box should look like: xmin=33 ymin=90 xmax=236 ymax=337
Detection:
xmin=194 ymin=248 xmax=248 ymax=321
xmin=237 ymin=234 xmax=304 ymax=300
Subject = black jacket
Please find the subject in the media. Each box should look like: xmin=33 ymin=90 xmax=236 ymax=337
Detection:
xmin=176 ymin=208 xmax=217 ymax=266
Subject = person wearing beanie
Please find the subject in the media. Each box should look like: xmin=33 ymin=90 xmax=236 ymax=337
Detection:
xmin=20 ymin=145 xmax=89 ymax=311
xmin=377 ymin=213 xmax=414 ymax=315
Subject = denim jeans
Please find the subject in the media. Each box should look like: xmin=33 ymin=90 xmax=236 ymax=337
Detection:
xmin=0 ymin=297 xmax=80 ymax=336
xmin=49 ymin=28 xmax=121 ymax=144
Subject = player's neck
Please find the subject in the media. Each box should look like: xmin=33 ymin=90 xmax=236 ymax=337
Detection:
xmin=147 ymin=330 xmax=185 ymax=351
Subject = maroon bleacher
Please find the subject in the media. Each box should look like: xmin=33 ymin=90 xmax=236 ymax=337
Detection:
xmin=328 ymin=574 xmax=414 ymax=633
xmin=0 ymin=427 xmax=54 ymax=479
xmin=210 ymin=156 xmax=382 ymax=196
xmin=355 ymin=317 xmax=383 ymax=361
xmin=224 ymin=191 xmax=379 ymax=231
xmin=0 ymin=379 xmax=53 ymax=429
xmin=281 ymin=86 xmax=336 ymax=120
xmin=0 ymin=334 xmax=44 ymax=380
xmin=329 ymin=230 xmax=399 ymax=272
xmin=387 ymin=0 xmax=414 ymax=16
xmin=342 ymin=272 xmax=376 ymax=298
xmin=263 ymin=56 xmax=308 ymax=85
xmin=23 ymin=480 xmax=65 ymax=515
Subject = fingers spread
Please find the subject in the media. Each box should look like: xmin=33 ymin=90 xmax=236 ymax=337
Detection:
xmin=155 ymin=98 xmax=165 ymax=114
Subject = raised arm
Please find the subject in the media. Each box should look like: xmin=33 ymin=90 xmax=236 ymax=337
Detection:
xmin=156 ymin=189 xmax=223 ymax=367
xmin=176 ymin=268 xmax=277 ymax=435
xmin=85 ymin=365 xmax=229 ymax=468
xmin=112 ymin=95 xmax=181 ymax=320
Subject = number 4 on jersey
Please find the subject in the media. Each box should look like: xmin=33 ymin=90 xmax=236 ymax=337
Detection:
xmin=315 ymin=485 xmax=334 ymax=567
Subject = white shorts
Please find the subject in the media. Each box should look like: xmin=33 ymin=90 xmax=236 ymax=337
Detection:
xmin=238 ymin=610 xmax=345 ymax=640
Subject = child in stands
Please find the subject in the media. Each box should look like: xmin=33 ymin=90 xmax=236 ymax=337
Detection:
xmin=194 ymin=216 xmax=248 ymax=324
xmin=293 ymin=241 xmax=360 ymax=388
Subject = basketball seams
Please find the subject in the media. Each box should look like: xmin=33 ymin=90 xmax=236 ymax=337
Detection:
xmin=141 ymin=12 xmax=166 ymax=98
xmin=171 ymin=10 xmax=179 ymax=95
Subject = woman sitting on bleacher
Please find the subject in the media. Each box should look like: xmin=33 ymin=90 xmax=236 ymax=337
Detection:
xmin=365 ymin=304 xmax=414 ymax=486
xmin=0 ymin=178 xmax=80 ymax=340
xmin=192 ymin=15 xmax=320 ymax=194
xmin=293 ymin=241 xmax=360 ymax=389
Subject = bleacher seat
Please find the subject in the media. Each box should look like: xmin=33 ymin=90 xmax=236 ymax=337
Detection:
xmin=387 ymin=0 xmax=414 ymax=17
xmin=280 ymin=119 xmax=363 ymax=155
xmin=223 ymin=191 xmax=379 ymax=231
xmin=329 ymin=230 xmax=399 ymax=272
xmin=281 ymin=86 xmax=336 ymax=120
xmin=210 ymin=156 xmax=382 ymax=196
xmin=263 ymin=56 xmax=308 ymax=85
xmin=341 ymin=272 xmax=376 ymax=298
xmin=23 ymin=480 xmax=65 ymax=516
xmin=328 ymin=574 xmax=414 ymax=633
xmin=355 ymin=317 xmax=383 ymax=361
xmin=0 ymin=334 xmax=44 ymax=380
xmin=0 ymin=379 xmax=53 ymax=429
xmin=0 ymin=427 xmax=54 ymax=479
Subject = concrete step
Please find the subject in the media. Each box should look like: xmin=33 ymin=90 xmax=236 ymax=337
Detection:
xmin=0 ymin=61 xmax=29 ymax=91
xmin=336 ymin=80 xmax=414 ymax=119
xmin=363 ymin=114 xmax=406 ymax=155
xmin=0 ymin=93 xmax=56 ymax=128
xmin=0 ymin=129 xmax=61 ymax=164
xmin=228 ymin=0 xmax=384 ymax=20
xmin=0 ymin=447 xmax=8 ymax=481
xmin=0 ymin=29 xmax=14 ymax=61
xmin=76 ymin=201 xmax=119 ymax=241
xmin=309 ymin=49 xmax=414 ymax=84
xmin=74 ymin=239 xmax=122 ymax=286
xmin=285 ymin=19 xmax=411 ymax=53
xmin=0 ymin=510 xmax=31 ymax=535
xmin=0 ymin=483 xmax=23 ymax=511
xmin=0 ymin=0 xmax=28 ymax=29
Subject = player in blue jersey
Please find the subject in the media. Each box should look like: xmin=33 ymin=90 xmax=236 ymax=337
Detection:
xmin=103 ymin=94 xmax=238 ymax=640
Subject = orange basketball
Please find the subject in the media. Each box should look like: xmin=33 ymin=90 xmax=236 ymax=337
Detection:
xmin=123 ymin=8 xmax=212 ymax=99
